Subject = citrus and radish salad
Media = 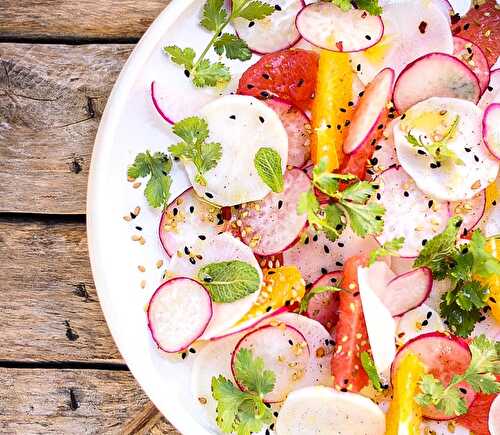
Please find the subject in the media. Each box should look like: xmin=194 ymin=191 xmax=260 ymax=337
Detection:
xmin=127 ymin=0 xmax=500 ymax=433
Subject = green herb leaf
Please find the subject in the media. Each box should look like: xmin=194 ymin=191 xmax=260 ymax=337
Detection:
xmin=299 ymin=285 xmax=342 ymax=314
xmin=468 ymin=231 xmax=500 ymax=278
xmin=340 ymin=201 xmax=385 ymax=238
xmin=254 ymin=147 xmax=285 ymax=193
xmin=201 ymin=0 xmax=228 ymax=31
xmin=233 ymin=348 xmax=276 ymax=395
xmin=127 ymin=151 xmax=172 ymax=208
xmin=360 ymin=351 xmax=383 ymax=391
xmin=214 ymin=33 xmax=252 ymax=61
xmin=331 ymin=0 xmax=383 ymax=15
xmin=198 ymin=260 xmax=261 ymax=303
xmin=368 ymin=236 xmax=405 ymax=266
xmin=163 ymin=46 xmax=196 ymax=69
xmin=331 ymin=0 xmax=353 ymax=11
xmin=233 ymin=0 xmax=275 ymax=20
xmin=192 ymin=59 xmax=231 ymax=87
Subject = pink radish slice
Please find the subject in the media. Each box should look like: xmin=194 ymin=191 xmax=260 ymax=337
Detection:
xmin=489 ymin=394 xmax=500 ymax=435
xmin=453 ymin=36 xmax=491 ymax=94
xmin=237 ymin=169 xmax=310 ymax=256
xmin=232 ymin=0 xmax=304 ymax=54
xmin=295 ymin=2 xmax=384 ymax=53
xmin=373 ymin=166 xmax=450 ymax=258
xmin=393 ymin=53 xmax=481 ymax=113
xmin=392 ymin=332 xmax=476 ymax=420
xmin=151 ymin=81 xmax=174 ymax=125
xmin=483 ymin=103 xmax=500 ymax=159
xmin=265 ymin=99 xmax=311 ymax=168
xmin=450 ymin=190 xmax=486 ymax=234
xmin=232 ymin=324 xmax=310 ymax=402
xmin=305 ymin=272 xmax=342 ymax=332
xmin=159 ymin=188 xmax=228 ymax=257
xmin=383 ymin=267 xmax=433 ymax=316
xmin=479 ymin=68 xmax=500 ymax=110
xmin=433 ymin=0 xmax=453 ymax=23
xmin=396 ymin=303 xmax=445 ymax=344
xmin=147 ymin=278 xmax=213 ymax=353
xmin=370 ymin=118 xmax=399 ymax=178
xmin=343 ymin=68 xmax=395 ymax=154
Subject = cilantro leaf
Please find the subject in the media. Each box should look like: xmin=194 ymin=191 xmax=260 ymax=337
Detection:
xmin=440 ymin=290 xmax=483 ymax=337
xmin=233 ymin=348 xmax=276 ymax=395
xmin=172 ymin=116 xmax=209 ymax=144
xmin=468 ymin=231 xmax=500 ymax=278
xmin=214 ymin=33 xmax=252 ymax=61
xmin=353 ymin=0 xmax=383 ymax=15
xmin=341 ymin=180 xmax=377 ymax=203
xmin=299 ymin=285 xmax=342 ymax=314
xmin=127 ymin=151 xmax=172 ymax=208
xmin=340 ymin=201 xmax=385 ymax=237
xmin=323 ymin=204 xmax=346 ymax=241
xmin=163 ymin=46 xmax=196 ymax=69
xmin=416 ymin=374 xmax=468 ymax=417
xmin=201 ymin=0 xmax=228 ymax=31
xmin=254 ymin=147 xmax=284 ymax=193
xmin=233 ymin=0 xmax=275 ymax=20
xmin=331 ymin=0 xmax=352 ymax=11
xmin=212 ymin=375 xmax=249 ymax=433
xmin=192 ymin=59 xmax=231 ymax=87
xmin=360 ymin=351 xmax=383 ymax=391
xmin=369 ymin=236 xmax=405 ymax=265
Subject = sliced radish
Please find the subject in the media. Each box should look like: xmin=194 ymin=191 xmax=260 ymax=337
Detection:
xmin=265 ymin=99 xmax=311 ymax=167
xmin=295 ymin=3 xmax=384 ymax=53
xmin=275 ymin=386 xmax=386 ymax=435
xmin=453 ymin=36 xmax=491 ymax=95
xmin=396 ymin=303 xmax=445 ymax=344
xmin=183 ymin=95 xmax=288 ymax=207
xmin=392 ymin=332 xmax=476 ymax=420
xmin=237 ymin=168 xmax=310 ymax=256
xmin=394 ymin=97 xmax=499 ymax=201
xmin=471 ymin=310 xmax=500 ymax=340
xmin=489 ymin=394 xmax=500 ymax=435
xmin=305 ymin=272 xmax=342 ymax=332
xmin=233 ymin=0 xmax=304 ymax=54
xmin=370 ymin=118 xmax=399 ymax=178
xmin=485 ymin=203 xmax=500 ymax=238
xmin=159 ymin=188 xmax=228 ymax=257
xmin=283 ymin=226 xmax=381 ymax=284
xmin=168 ymin=232 xmax=263 ymax=340
xmin=343 ymin=68 xmax=395 ymax=154
xmin=150 ymin=81 xmax=174 ymax=125
xmin=373 ymin=166 xmax=450 ymax=257
xmin=422 ymin=420 xmax=471 ymax=435
xmin=147 ymin=278 xmax=212 ymax=353
xmin=393 ymin=53 xmax=481 ymax=113
xmin=232 ymin=324 xmax=310 ymax=402
xmin=383 ymin=267 xmax=433 ymax=316
xmin=479 ymin=68 xmax=500 ymax=110
xmin=358 ymin=263 xmax=397 ymax=381
xmin=450 ymin=190 xmax=486 ymax=235
xmin=350 ymin=0 xmax=453 ymax=85
xmin=483 ymin=103 xmax=500 ymax=159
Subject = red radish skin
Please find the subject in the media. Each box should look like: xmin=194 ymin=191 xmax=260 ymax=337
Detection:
xmin=392 ymin=332 xmax=476 ymax=420
xmin=482 ymin=103 xmax=500 ymax=160
xmin=305 ymin=271 xmax=342 ymax=333
xmin=295 ymin=2 xmax=384 ymax=53
xmin=453 ymin=36 xmax=491 ymax=95
xmin=479 ymin=68 xmax=500 ymax=110
xmin=150 ymin=81 xmax=174 ymax=125
xmin=265 ymin=99 xmax=311 ymax=168
xmin=393 ymin=52 xmax=481 ymax=113
xmin=147 ymin=278 xmax=213 ymax=353
xmin=232 ymin=324 xmax=310 ymax=403
xmin=450 ymin=191 xmax=487 ymax=235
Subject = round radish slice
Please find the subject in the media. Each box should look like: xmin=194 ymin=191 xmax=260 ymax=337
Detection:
xmin=265 ymin=99 xmax=311 ymax=167
xmin=275 ymin=386 xmax=386 ymax=435
xmin=343 ymin=68 xmax=395 ymax=154
xmin=392 ymin=332 xmax=476 ymax=420
xmin=472 ymin=309 xmax=500 ymax=340
xmin=453 ymin=36 xmax=491 ymax=95
xmin=450 ymin=190 xmax=487 ymax=235
xmin=423 ymin=420 xmax=471 ymax=435
xmin=305 ymin=272 xmax=342 ymax=332
xmin=370 ymin=118 xmax=399 ymax=178
xmin=184 ymin=95 xmax=288 ymax=207
xmin=479 ymin=68 xmax=500 ymax=110
xmin=295 ymin=3 xmax=384 ymax=52
xmin=350 ymin=0 xmax=453 ymax=85
xmin=393 ymin=53 xmax=481 ymax=113
xmin=159 ymin=188 xmax=228 ymax=257
xmin=489 ymin=394 xmax=500 ymax=435
xmin=396 ymin=303 xmax=445 ymax=344
xmin=233 ymin=0 xmax=304 ymax=54
xmin=394 ymin=97 xmax=499 ymax=201
xmin=232 ymin=324 xmax=310 ymax=402
xmin=150 ymin=81 xmax=174 ymax=125
xmin=283 ymin=226 xmax=380 ymax=284
xmin=168 ymin=232 xmax=263 ymax=340
xmin=237 ymin=168 xmax=310 ymax=256
xmin=483 ymin=103 xmax=500 ymax=160
xmin=373 ymin=166 xmax=450 ymax=257
xmin=147 ymin=278 xmax=212 ymax=353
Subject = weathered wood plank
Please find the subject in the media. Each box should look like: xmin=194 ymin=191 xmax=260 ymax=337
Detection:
xmin=0 ymin=217 xmax=122 ymax=362
xmin=0 ymin=368 xmax=179 ymax=434
xmin=0 ymin=43 xmax=133 ymax=214
xmin=0 ymin=1 xmax=170 ymax=41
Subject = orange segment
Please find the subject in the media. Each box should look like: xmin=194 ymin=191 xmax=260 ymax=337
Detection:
xmin=311 ymin=50 xmax=355 ymax=171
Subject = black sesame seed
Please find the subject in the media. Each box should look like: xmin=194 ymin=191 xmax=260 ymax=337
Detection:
xmin=278 ymin=200 xmax=284 ymax=209
xmin=304 ymin=236 xmax=310 ymax=245
xmin=273 ymin=411 xmax=279 ymax=417
xmin=359 ymin=91 xmax=365 ymax=97
xmin=493 ymin=200 xmax=497 ymax=206
xmin=365 ymin=34 xmax=372 ymax=40
xmin=313 ymin=234 xmax=319 ymax=242
xmin=130 ymin=212 xmax=137 ymax=219
xmin=205 ymin=192 xmax=214 ymax=199
xmin=344 ymin=120 xmax=351 ymax=127
xmin=417 ymin=149 xmax=427 ymax=155
xmin=288 ymin=339 xmax=294 ymax=345
xmin=428 ymin=200 xmax=434 ymax=208
xmin=181 ymin=352 xmax=187 ymax=359
xmin=259 ymin=116 xmax=265 ymax=124
xmin=377 ymin=124 xmax=384 ymax=130
xmin=335 ymin=224 xmax=343 ymax=230
xmin=340 ymin=387 xmax=348 ymax=392
xmin=426 ymin=311 xmax=432 ymax=319
xmin=335 ymin=261 xmax=343 ymax=267
xmin=343 ymin=379 xmax=349 ymax=385
xmin=189 ymin=257 xmax=196 ymax=265
xmin=488 ymin=85 xmax=494 ymax=92
xmin=260 ymin=91 xmax=270 ymax=98
xmin=356 ymin=64 xmax=361 ymax=72
xmin=297 ymin=78 xmax=305 ymax=87
xmin=184 ymin=246 xmax=190 ymax=255
xmin=422 ymin=319 xmax=429 ymax=326
xmin=348 ymin=101 xmax=354 ymax=106
xmin=463 ymin=23 xmax=470 ymax=30
xmin=135 ymin=226 xmax=143 ymax=231
xmin=338 ymin=242 xmax=345 ymax=248
xmin=324 ymin=245 xmax=330 ymax=254
xmin=421 ymin=239 xmax=428 ymax=246
xmin=330 ymin=277 xmax=338 ymax=283
xmin=266 ymin=306 xmax=272 ymax=312
xmin=375 ymin=144 xmax=382 ymax=151
xmin=248 ymin=21 xmax=255 ymax=27
xmin=189 ymin=348 xmax=196 ymax=353
xmin=376 ymin=193 xmax=381 ymax=200
xmin=459 ymin=387 xmax=468 ymax=394
xmin=337 ymin=124 xmax=341 ymax=130
xmin=464 ymin=147 xmax=471 ymax=152
xmin=340 ymin=107 xmax=347 ymax=113
xmin=480 ymin=315 xmax=486 ymax=321
xmin=270 ymin=423 xmax=275 ymax=431
xmin=189 ymin=206 xmax=195 ymax=213
xmin=262 ymin=73 xmax=270 ymax=80
xmin=370 ymin=157 xmax=378 ymax=165
xmin=490 ymin=297 xmax=497 ymax=303
xmin=321 ymin=267 xmax=328 ymax=274
xmin=247 ymin=83 xmax=255 ymax=89
xmin=229 ymin=115 xmax=236 ymax=120
xmin=173 ymin=207 xmax=178 ymax=216
xmin=401 ymin=114 xmax=406 ymax=120
xmin=418 ymin=21 xmax=428 ymax=33
xmin=275 ymin=4 xmax=282 ymax=10
xmin=404 ymin=191 xmax=410 ymax=197
xmin=353 ymin=291 xmax=360 ymax=297
xmin=474 ymin=154 xmax=480 ymax=162
xmin=375 ymin=215 xmax=382 ymax=221
xmin=198 ymin=235 xmax=206 ymax=240
xmin=430 ymin=162 xmax=438 ymax=169
xmin=184 ymin=69 xmax=190 ymax=78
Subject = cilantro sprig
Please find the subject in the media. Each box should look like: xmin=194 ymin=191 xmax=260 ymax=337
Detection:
xmin=297 ymin=158 xmax=385 ymax=242
xmin=212 ymin=348 xmax=275 ymax=435
xmin=331 ymin=0 xmax=383 ymax=15
xmin=165 ymin=0 xmax=275 ymax=87
xmin=127 ymin=151 xmax=172 ymax=208
xmin=368 ymin=237 xmax=405 ymax=265
xmin=415 ymin=335 xmax=500 ymax=417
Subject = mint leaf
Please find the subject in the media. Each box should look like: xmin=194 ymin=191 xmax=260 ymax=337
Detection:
xmin=214 ymin=33 xmax=252 ymax=61
xmin=163 ymin=46 xmax=196 ymax=69
xmin=233 ymin=0 xmax=275 ymax=20
xmin=299 ymin=285 xmax=342 ymax=314
xmin=201 ymin=0 xmax=228 ymax=31
xmin=198 ymin=260 xmax=261 ymax=302
xmin=360 ymin=351 xmax=383 ymax=391
xmin=192 ymin=59 xmax=231 ymax=87
xmin=254 ymin=147 xmax=284 ymax=193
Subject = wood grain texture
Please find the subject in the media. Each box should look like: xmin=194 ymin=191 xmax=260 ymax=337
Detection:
xmin=0 ymin=368 xmax=178 ymax=435
xmin=0 ymin=43 xmax=133 ymax=214
xmin=0 ymin=1 xmax=170 ymax=41
xmin=0 ymin=217 xmax=123 ymax=362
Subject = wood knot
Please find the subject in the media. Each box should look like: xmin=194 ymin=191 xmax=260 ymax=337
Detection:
xmin=73 ymin=283 xmax=91 ymax=302
xmin=69 ymin=389 xmax=79 ymax=411
xmin=64 ymin=320 xmax=79 ymax=341
xmin=69 ymin=156 xmax=83 ymax=174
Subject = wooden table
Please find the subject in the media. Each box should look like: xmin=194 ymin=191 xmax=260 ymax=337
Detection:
xmin=0 ymin=1 xmax=180 ymax=433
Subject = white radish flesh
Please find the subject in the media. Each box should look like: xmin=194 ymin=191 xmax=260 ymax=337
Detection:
xmin=306 ymin=272 xmax=342 ymax=332
xmin=168 ymin=232 xmax=263 ymax=340
xmin=396 ymin=303 xmax=445 ymax=344
xmin=450 ymin=190 xmax=487 ymax=235
xmin=394 ymin=97 xmax=499 ymax=201
xmin=275 ymin=386 xmax=386 ymax=435
xmin=453 ymin=36 xmax=491 ymax=95
xmin=232 ymin=324 xmax=310 ymax=403
xmin=185 ymin=95 xmax=288 ymax=207
xmin=237 ymin=168 xmax=310 ymax=256
xmin=147 ymin=278 xmax=212 ymax=353
xmin=373 ymin=166 xmax=450 ymax=257
xmin=370 ymin=118 xmax=399 ymax=178
xmin=393 ymin=53 xmax=481 ymax=113
xmin=490 ymin=394 xmax=500 ymax=435
xmin=483 ymin=103 xmax=500 ymax=159
xmin=479 ymin=68 xmax=500 ymax=110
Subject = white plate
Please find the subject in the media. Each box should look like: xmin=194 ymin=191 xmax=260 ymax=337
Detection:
xmin=86 ymin=1 xmax=257 ymax=433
